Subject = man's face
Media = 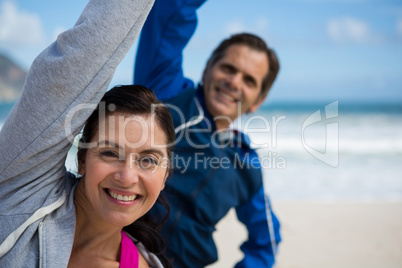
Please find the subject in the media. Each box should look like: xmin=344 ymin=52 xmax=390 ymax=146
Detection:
xmin=202 ymin=44 xmax=269 ymax=129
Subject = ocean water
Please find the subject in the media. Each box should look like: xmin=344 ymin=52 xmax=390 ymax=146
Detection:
xmin=1 ymin=101 xmax=401 ymax=201
xmin=242 ymin=102 xmax=402 ymax=201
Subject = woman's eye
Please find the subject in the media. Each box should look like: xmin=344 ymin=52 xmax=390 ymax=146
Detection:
xmin=100 ymin=150 xmax=119 ymax=159
xmin=137 ymin=156 xmax=158 ymax=169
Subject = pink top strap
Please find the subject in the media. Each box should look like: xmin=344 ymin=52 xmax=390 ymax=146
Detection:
xmin=120 ymin=231 xmax=139 ymax=268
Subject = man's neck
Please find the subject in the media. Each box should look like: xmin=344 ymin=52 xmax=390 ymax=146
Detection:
xmin=214 ymin=119 xmax=231 ymax=131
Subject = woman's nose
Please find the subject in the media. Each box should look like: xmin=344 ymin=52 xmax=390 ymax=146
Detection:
xmin=113 ymin=162 xmax=139 ymax=186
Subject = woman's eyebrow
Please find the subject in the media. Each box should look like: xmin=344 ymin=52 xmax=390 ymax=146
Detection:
xmin=97 ymin=140 xmax=123 ymax=150
xmin=140 ymin=149 xmax=165 ymax=157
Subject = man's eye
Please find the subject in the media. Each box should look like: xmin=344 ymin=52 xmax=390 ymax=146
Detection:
xmin=221 ymin=65 xmax=235 ymax=73
xmin=244 ymin=76 xmax=257 ymax=88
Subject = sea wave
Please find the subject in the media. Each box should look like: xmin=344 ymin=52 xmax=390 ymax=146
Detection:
xmin=251 ymin=136 xmax=402 ymax=155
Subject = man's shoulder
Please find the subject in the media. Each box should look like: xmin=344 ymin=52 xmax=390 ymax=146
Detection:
xmin=164 ymin=87 xmax=197 ymax=107
xmin=163 ymin=88 xmax=203 ymax=128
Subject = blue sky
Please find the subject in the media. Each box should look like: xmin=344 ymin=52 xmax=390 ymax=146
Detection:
xmin=1 ymin=0 xmax=401 ymax=104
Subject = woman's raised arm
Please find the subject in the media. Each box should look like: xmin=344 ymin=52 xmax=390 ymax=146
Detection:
xmin=0 ymin=0 xmax=154 ymax=243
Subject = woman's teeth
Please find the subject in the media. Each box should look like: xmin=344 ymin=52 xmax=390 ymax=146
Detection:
xmin=108 ymin=190 xmax=137 ymax=201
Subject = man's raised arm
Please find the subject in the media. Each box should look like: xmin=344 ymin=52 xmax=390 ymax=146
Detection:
xmin=134 ymin=0 xmax=206 ymax=100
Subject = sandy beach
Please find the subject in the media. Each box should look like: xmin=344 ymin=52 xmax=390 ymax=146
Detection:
xmin=207 ymin=201 xmax=402 ymax=268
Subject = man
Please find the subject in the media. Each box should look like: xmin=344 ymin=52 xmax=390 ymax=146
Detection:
xmin=134 ymin=0 xmax=281 ymax=267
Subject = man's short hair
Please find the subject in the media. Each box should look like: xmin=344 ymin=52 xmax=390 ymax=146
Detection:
xmin=205 ymin=33 xmax=280 ymax=99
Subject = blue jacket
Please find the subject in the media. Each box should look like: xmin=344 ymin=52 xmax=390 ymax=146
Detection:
xmin=134 ymin=1 xmax=281 ymax=267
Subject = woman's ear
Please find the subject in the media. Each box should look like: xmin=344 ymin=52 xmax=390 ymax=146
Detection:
xmin=77 ymin=148 xmax=86 ymax=175
xmin=161 ymin=171 xmax=169 ymax=191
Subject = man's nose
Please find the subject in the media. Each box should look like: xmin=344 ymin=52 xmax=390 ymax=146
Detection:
xmin=227 ymin=72 xmax=242 ymax=91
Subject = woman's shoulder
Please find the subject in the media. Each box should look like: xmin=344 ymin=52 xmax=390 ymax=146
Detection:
xmin=123 ymin=232 xmax=165 ymax=268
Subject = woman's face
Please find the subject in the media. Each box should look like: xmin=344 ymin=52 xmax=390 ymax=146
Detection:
xmin=76 ymin=113 xmax=169 ymax=227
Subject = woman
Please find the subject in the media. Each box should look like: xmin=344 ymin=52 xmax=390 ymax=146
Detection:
xmin=0 ymin=0 xmax=174 ymax=267
xmin=72 ymin=85 xmax=175 ymax=267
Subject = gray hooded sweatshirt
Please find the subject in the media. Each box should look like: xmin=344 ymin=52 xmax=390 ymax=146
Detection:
xmin=0 ymin=0 xmax=161 ymax=267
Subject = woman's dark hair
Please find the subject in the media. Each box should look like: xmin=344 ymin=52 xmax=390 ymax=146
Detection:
xmin=78 ymin=85 xmax=175 ymax=267
xmin=79 ymin=84 xmax=175 ymax=165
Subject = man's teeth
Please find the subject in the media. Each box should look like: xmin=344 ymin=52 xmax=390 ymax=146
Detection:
xmin=109 ymin=191 xmax=137 ymax=201
xmin=219 ymin=90 xmax=236 ymax=101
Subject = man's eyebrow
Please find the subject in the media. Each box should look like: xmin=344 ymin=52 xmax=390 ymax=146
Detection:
xmin=220 ymin=62 xmax=237 ymax=71
xmin=220 ymin=62 xmax=258 ymax=86
xmin=97 ymin=140 xmax=123 ymax=150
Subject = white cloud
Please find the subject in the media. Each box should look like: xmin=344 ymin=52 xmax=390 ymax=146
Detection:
xmin=327 ymin=17 xmax=371 ymax=44
xmin=223 ymin=20 xmax=246 ymax=35
xmin=0 ymin=1 xmax=45 ymax=46
xmin=291 ymin=0 xmax=375 ymax=2
xmin=255 ymin=17 xmax=269 ymax=32
xmin=223 ymin=17 xmax=269 ymax=37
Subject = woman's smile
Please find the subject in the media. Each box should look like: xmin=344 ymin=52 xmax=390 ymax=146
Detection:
xmin=105 ymin=188 xmax=140 ymax=202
